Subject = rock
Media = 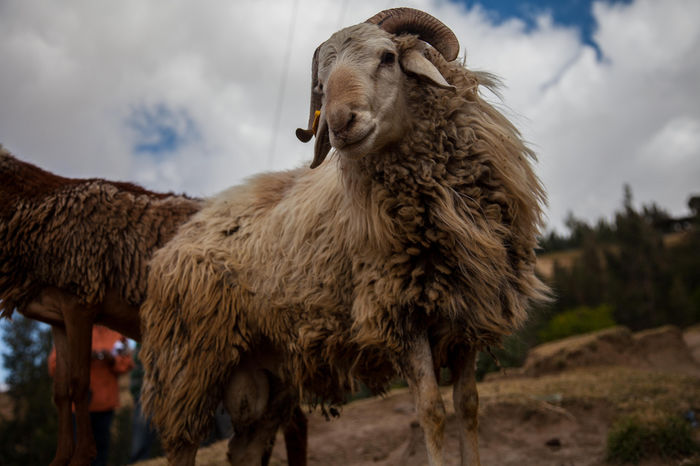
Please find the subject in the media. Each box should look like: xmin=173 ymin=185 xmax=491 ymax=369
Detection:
xmin=520 ymin=325 xmax=700 ymax=377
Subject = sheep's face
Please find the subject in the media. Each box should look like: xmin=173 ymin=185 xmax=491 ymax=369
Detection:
xmin=311 ymin=24 xmax=454 ymax=167
xmin=316 ymin=25 xmax=404 ymax=162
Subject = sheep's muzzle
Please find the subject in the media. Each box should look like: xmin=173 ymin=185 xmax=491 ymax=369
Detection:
xmin=324 ymin=69 xmax=378 ymax=160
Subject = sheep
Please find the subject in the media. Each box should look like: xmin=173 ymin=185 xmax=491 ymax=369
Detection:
xmin=0 ymin=147 xmax=308 ymax=466
xmin=0 ymin=146 xmax=202 ymax=465
xmin=139 ymin=7 xmax=548 ymax=466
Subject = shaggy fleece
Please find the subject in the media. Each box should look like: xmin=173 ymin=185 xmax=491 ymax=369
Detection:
xmin=0 ymin=146 xmax=202 ymax=317
xmin=140 ymin=35 xmax=548 ymax=451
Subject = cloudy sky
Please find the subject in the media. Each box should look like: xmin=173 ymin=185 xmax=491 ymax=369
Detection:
xmin=1 ymin=0 xmax=699 ymax=382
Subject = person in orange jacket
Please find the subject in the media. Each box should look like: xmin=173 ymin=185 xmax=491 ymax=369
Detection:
xmin=49 ymin=325 xmax=134 ymax=466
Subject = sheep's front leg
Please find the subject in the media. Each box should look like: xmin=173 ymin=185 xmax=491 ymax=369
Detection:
xmin=452 ymin=347 xmax=481 ymax=466
xmin=400 ymin=335 xmax=446 ymax=466
xmin=51 ymin=325 xmax=74 ymax=466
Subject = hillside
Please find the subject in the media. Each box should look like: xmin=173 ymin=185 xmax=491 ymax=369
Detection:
xmin=137 ymin=325 xmax=700 ymax=466
xmin=534 ymin=230 xmax=692 ymax=279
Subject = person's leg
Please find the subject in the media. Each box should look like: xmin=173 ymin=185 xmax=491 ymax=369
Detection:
xmin=130 ymin=398 xmax=158 ymax=463
xmin=90 ymin=410 xmax=114 ymax=466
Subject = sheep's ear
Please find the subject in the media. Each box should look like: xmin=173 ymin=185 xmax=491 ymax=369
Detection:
xmin=310 ymin=117 xmax=331 ymax=169
xmin=400 ymin=49 xmax=455 ymax=91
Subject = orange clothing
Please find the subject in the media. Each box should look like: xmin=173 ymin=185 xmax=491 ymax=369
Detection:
xmin=49 ymin=326 xmax=134 ymax=412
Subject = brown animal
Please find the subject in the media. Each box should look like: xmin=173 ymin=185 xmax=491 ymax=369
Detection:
xmin=140 ymin=8 xmax=547 ymax=466
xmin=0 ymin=145 xmax=202 ymax=465
xmin=0 ymin=147 xmax=308 ymax=466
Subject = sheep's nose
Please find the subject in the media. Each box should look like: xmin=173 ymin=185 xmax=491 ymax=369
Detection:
xmin=327 ymin=104 xmax=356 ymax=139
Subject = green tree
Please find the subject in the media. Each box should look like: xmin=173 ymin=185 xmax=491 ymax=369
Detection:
xmin=606 ymin=185 xmax=669 ymax=330
xmin=0 ymin=316 xmax=57 ymax=465
xmin=569 ymin=234 xmax=608 ymax=308
xmin=666 ymin=195 xmax=700 ymax=323
xmin=687 ymin=195 xmax=700 ymax=218
xmin=547 ymin=234 xmax=608 ymax=315
xmin=564 ymin=211 xmax=592 ymax=249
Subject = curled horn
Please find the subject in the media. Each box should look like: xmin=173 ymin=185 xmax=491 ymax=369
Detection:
xmin=295 ymin=46 xmax=322 ymax=143
xmin=366 ymin=8 xmax=459 ymax=62
xmin=296 ymin=8 xmax=459 ymax=169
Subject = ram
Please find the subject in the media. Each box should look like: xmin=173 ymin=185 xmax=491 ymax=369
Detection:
xmin=140 ymin=8 xmax=547 ymax=466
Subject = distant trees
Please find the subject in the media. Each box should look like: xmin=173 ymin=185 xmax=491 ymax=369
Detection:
xmin=0 ymin=317 xmax=136 ymax=466
xmin=0 ymin=315 xmax=57 ymax=465
xmin=543 ymin=186 xmax=700 ymax=332
xmin=606 ymin=187 xmax=669 ymax=329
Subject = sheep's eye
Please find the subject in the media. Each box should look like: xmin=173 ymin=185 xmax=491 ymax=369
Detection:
xmin=380 ymin=51 xmax=396 ymax=66
xmin=314 ymin=81 xmax=324 ymax=94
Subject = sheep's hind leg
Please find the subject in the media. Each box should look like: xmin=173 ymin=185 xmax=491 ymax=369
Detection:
xmin=224 ymin=365 xmax=277 ymax=465
xmin=63 ymin=300 xmax=97 ymax=466
xmin=283 ymin=404 xmax=308 ymax=466
xmin=224 ymin=365 xmax=305 ymax=466
xmin=50 ymin=325 xmax=73 ymax=466
xmin=400 ymin=335 xmax=446 ymax=466
xmin=27 ymin=289 xmax=96 ymax=466
xmin=452 ymin=347 xmax=481 ymax=466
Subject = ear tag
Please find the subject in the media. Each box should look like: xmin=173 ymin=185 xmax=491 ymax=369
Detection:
xmin=312 ymin=110 xmax=321 ymax=136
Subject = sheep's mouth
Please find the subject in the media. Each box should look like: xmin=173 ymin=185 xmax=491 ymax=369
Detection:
xmin=331 ymin=123 xmax=377 ymax=157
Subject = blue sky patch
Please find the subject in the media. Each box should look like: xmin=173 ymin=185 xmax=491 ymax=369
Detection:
xmin=454 ymin=0 xmax=633 ymax=57
xmin=127 ymin=103 xmax=199 ymax=157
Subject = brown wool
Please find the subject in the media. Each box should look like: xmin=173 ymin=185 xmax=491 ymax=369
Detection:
xmin=0 ymin=146 xmax=202 ymax=319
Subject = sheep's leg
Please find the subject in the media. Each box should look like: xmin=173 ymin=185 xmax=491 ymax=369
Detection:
xmin=228 ymin=419 xmax=280 ymax=466
xmin=26 ymin=288 xmax=96 ymax=466
xmin=400 ymin=336 xmax=446 ymax=466
xmin=224 ymin=366 xmax=280 ymax=465
xmin=452 ymin=347 xmax=481 ymax=466
xmin=283 ymin=404 xmax=308 ymax=466
xmin=50 ymin=325 xmax=74 ymax=466
xmin=63 ymin=300 xmax=97 ymax=466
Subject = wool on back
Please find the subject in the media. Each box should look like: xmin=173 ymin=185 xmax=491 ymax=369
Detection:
xmin=0 ymin=146 xmax=202 ymax=317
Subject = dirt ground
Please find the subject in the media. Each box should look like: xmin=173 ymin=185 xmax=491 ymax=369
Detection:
xmin=138 ymin=325 xmax=700 ymax=466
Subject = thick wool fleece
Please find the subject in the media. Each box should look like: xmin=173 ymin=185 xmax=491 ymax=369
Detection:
xmin=0 ymin=147 xmax=202 ymax=317
xmin=140 ymin=37 xmax=547 ymax=451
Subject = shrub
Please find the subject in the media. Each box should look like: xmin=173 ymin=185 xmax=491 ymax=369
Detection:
xmin=538 ymin=304 xmax=616 ymax=343
xmin=606 ymin=414 xmax=698 ymax=463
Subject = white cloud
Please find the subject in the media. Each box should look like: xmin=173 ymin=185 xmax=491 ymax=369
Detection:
xmin=521 ymin=0 xmax=700 ymax=229
xmin=2 ymin=0 xmax=700 ymax=386
xmin=0 ymin=0 xmax=698 ymax=225
xmin=641 ymin=117 xmax=700 ymax=166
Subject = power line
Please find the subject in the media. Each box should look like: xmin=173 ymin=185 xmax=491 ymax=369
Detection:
xmin=267 ymin=0 xmax=301 ymax=169
xmin=337 ymin=0 xmax=350 ymax=29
